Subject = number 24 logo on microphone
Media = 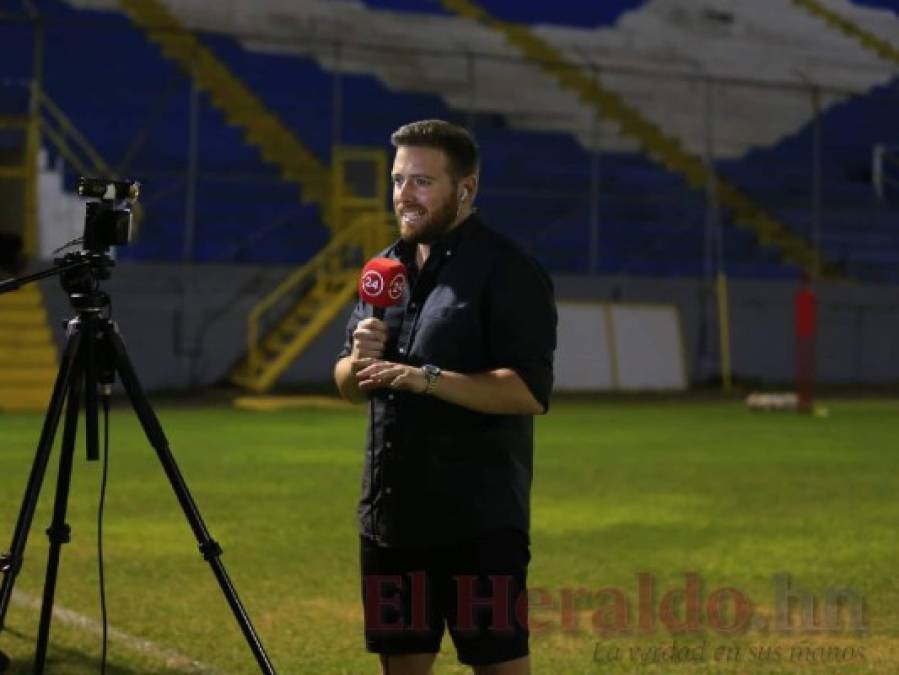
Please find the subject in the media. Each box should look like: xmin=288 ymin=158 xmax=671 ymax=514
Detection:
xmin=362 ymin=270 xmax=384 ymax=296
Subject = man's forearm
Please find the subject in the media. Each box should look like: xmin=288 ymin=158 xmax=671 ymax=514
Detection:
xmin=431 ymin=367 xmax=544 ymax=415
xmin=334 ymin=356 xmax=368 ymax=403
xmin=351 ymin=360 xmax=545 ymax=415
xmin=356 ymin=360 xmax=545 ymax=415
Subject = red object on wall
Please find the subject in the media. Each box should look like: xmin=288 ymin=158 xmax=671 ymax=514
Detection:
xmin=794 ymin=282 xmax=817 ymax=412
xmin=794 ymin=286 xmax=817 ymax=338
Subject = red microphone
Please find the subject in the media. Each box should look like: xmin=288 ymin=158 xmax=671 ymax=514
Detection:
xmin=359 ymin=258 xmax=408 ymax=318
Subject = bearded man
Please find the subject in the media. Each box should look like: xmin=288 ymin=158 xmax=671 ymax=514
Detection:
xmin=335 ymin=119 xmax=556 ymax=675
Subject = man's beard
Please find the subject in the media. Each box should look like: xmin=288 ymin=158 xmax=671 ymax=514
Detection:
xmin=396 ymin=197 xmax=458 ymax=245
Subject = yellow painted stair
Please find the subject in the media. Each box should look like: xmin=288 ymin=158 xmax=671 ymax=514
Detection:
xmin=792 ymin=0 xmax=899 ymax=64
xmin=231 ymin=214 xmax=394 ymax=392
xmin=442 ymin=0 xmax=826 ymax=274
xmin=231 ymin=272 xmax=359 ymax=392
xmin=117 ymin=0 xmax=332 ymax=216
xmin=117 ymin=0 xmax=397 ymax=390
xmin=0 ymin=284 xmax=58 ymax=412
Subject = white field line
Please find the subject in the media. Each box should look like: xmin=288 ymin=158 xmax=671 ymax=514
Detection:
xmin=11 ymin=589 xmax=226 ymax=674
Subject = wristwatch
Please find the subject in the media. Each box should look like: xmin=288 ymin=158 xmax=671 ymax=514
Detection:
xmin=421 ymin=364 xmax=441 ymax=395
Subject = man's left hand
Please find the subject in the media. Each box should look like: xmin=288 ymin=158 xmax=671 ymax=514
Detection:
xmin=356 ymin=360 xmax=427 ymax=394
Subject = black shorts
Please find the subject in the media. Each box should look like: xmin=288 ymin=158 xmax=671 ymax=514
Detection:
xmin=360 ymin=528 xmax=530 ymax=666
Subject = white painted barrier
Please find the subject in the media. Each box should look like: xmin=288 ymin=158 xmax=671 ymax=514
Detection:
xmin=555 ymin=301 xmax=687 ymax=391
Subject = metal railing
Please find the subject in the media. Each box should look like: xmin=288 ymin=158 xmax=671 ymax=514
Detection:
xmin=245 ymin=211 xmax=393 ymax=377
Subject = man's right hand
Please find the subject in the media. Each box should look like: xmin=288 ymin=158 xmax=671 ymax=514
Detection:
xmin=350 ymin=317 xmax=388 ymax=373
xmin=335 ymin=317 xmax=389 ymax=403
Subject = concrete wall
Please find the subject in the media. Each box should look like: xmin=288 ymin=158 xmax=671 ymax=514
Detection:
xmin=554 ymin=275 xmax=899 ymax=386
xmin=32 ymin=262 xmax=899 ymax=392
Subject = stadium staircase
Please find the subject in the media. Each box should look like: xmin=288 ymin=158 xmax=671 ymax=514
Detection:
xmin=117 ymin=0 xmax=331 ymax=214
xmin=0 ymin=91 xmax=70 ymax=412
xmin=792 ymin=0 xmax=899 ymax=64
xmin=717 ymin=73 xmax=899 ymax=284
xmin=36 ymin=90 xmax=135 ymax=210
xmin=0 ymin=93 xmax=54 ymax=413
xmin=441 ymin=0 xmax=828 ymax=276
xmin=0 ymin=85 xmax=143 ymax=411
xmin=784 ymin=0 xmax=899 ymax=282
xmin=116 ymin=0 xmax=394 ymax=391
xmin=0 ymin=284 xmax=56 ymax=413
xmin=231 ymin=212 xmax=393 ymax=392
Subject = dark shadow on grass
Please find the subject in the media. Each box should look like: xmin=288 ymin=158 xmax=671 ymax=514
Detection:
xmin=3 ymin=657 xmax=146 ymax=675
xmin=0 ymin=626 xmax=174 ymax=675
xmin=3 ymin=653 xmax=167 ymax=675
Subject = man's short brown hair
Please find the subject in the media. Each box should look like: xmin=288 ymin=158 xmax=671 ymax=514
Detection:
xmin=390 ymin=119 xmax=480 ymax=181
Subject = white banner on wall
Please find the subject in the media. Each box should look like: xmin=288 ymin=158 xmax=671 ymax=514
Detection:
xmin=555 ymin=302 xmax=687 ymax=392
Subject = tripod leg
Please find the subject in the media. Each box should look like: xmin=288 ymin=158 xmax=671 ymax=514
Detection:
xmin=0 ymin=326 xmax=82 ymax=631
xmin=83 ymin=312 xmax=100 ymax=461
xmin=104 ymin=328 xmax=277 ymax=674
xmin=32 ymin=362 xmax=84 ymax=675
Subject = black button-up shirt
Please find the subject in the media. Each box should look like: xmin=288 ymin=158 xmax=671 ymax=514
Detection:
xmin=338 ymin=213 xmax=557 ymax=547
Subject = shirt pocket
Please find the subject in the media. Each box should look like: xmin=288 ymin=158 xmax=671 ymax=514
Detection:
xmin=413 ymin=302 xmax=479 ymax=367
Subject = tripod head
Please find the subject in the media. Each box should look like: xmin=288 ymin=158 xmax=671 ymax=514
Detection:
xmin=56 ymin=250 xmax=113 ymax=314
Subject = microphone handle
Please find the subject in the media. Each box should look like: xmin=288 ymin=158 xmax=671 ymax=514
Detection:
xmin=373 ymin=307 xmax=385 ymax=320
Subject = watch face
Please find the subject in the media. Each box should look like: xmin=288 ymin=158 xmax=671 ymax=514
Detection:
xmin=424 ymin=364 xmax=441 ymax=377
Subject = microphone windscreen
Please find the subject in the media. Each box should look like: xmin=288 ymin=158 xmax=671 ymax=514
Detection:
xmin=359 ymin=258 xmax=408 ymax=309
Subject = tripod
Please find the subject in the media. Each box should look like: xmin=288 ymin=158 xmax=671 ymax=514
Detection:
xmin=0 ymin=252 xmax=276 ymax=673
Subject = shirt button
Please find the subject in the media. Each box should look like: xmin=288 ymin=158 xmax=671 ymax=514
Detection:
xmin=388 ymin=394 xmax=395 ymax=401
xmin=446 ymin=250 xmax=452 ymax=257
xmin=385 ymin=441 xmax=392 ymax=448
xmin=398 ymin=347 xmax=405 ymax=354
xmin=410 ymin=302 xmax=417 ymax=310
xmin=385 ymin=487 xmax=393 ymax=495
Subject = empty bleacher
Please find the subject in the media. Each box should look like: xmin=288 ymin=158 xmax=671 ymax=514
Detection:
xmin=198 ymin=17 xmax=799 ymax=278
xmin=850 ymin=1 xmax=899 ymax=17
xmin=1 ymin=0 xmax=896 ymax=281
xmin=357 ymin=0 xmax=452 ymax=18
xmin=14 ymin=0 xmax=328 ymax=263
xmin=718 ymin=74 xmax=899 ymax=282
xmin=356 ymin=0 xmax=651 ymax=27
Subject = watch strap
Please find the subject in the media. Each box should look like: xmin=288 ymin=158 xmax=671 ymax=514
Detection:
xmin=422 ymin=364 xmax=440 ymax=395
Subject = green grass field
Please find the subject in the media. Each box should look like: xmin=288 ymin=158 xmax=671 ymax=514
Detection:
xmin=0 ymin=397 xmax=897 ymax=674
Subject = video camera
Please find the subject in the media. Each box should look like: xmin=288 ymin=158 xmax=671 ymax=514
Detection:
xmin=76 ymin=177 xmax=139 ymax=253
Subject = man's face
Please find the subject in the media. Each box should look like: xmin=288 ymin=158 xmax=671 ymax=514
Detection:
xmin=392 ymin=145 xmax=459 ymax=245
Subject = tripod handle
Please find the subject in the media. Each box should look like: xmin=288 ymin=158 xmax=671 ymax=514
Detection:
xmin=0 ymin=259 xmax=91 ymax=296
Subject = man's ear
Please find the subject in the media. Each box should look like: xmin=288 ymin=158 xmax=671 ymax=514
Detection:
xmin=460 ymin=176 xmax=478 ymax=202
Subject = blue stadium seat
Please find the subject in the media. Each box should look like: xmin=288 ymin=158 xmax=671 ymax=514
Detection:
xmin=18 ymin=0 xmax=327 ymax=263
xmin=358 ymin=0 xmax=650 ymax=27
xmin=719 ymin=75 xmax=899 ymax=282
xmin=850 ymin=1 xmax=899 ymax=16
xmin=358 ymin=1 xmax=452 ymax=18
xmin=474 ymin=1 xmax=650 ymax=28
